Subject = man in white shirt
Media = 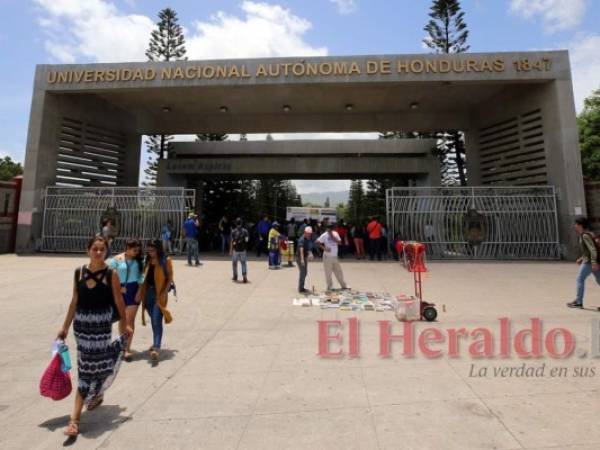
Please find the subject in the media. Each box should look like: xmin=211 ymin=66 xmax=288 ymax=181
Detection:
xmin=316 ymin=224 xmax=350 ymax=291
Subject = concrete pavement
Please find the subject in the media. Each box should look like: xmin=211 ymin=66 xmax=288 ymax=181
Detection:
xmin=0 ymin=254 xmax=599 ymax=449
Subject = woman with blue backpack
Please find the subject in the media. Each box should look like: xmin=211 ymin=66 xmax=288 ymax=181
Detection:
xmin=139 ymin=240 xmax=174 ymax=362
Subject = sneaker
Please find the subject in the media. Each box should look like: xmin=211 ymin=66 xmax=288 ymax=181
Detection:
xmin=567 ymin=301 xmax=583 ymax=308
xmin=342 ymin=285 xmax=351 ymax=290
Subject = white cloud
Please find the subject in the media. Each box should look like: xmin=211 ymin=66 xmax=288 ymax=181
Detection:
xmin=509 ymin=0 xmax=588 ymax=33
xmin=329 ymin=0 xmax=358 ymax=15
xmin=35 ymin=0 xmax=326 ymax=63
xmin=186 ymin=1 xmax=326 ymax=58
xmin=568 ymin=33 xmax=600 ymax=111
xmin=35 ymin=0 xmax=154 ymax=62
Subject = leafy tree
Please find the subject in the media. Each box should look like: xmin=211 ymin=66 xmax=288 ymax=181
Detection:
xmin=144 ymin=8 xmax=187 ymax=185
xmin=577 ymin=88 xmax=600 ymax=181
xmin=423 ymin=0 xmax=469 ymax=185
xmin=0 ymin=156 xmax=23 ymax=181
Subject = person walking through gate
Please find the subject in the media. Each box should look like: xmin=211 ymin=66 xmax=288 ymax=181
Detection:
xmin=139 ymin=240 xmax=174 ymax=362
xmin=219 ymin=216 xmax=231 ymax=256
xmin=161 ymin=220 xmax=174 ymax=255
xmin=58 ymin=236 xmax=132 ymax=437
xmin=183 ymin=213 xmax=201 ymax=266
xmin=316 ymin=223 xmax=350 ymax=291
xmin=257 ymin=215 xmax=271 ymax=257
xmin=297 ymin=226 xmax=314 ymax=293
xmin=567 ymin=217 xmax=600 ymax=308
xmin=230 ymin=218 xmax=250 ymax=283
xmin=107 ymin=239 xmax=144 ymax=361
xmin=268 ymin=221 xmax=282 ymax=269
xmin=366 ymin=216 xmax=383 ymax=261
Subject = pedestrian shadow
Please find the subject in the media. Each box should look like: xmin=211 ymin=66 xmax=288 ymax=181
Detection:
xmin=144 ymin=348 xmax=178 ymax=367
xmin=38 ymin=404 xmax=131 ymax=446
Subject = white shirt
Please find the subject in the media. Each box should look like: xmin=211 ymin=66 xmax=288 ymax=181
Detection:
xmin=317 ymin=231 xmax=341 ymax=257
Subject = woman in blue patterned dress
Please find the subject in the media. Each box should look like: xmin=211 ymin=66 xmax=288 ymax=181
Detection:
xmin=57 ymin=236 xmax=133 ymax=437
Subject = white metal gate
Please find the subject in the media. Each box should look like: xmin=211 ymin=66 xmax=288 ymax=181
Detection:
xmin=386 ymin=186 xmax=560 ymax=259
xmin=42 ymin=187 xmax=195 ymax=253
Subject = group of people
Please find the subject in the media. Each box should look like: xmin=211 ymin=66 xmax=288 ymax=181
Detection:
xmin=57 ymin=236 xmax=174 ymax=437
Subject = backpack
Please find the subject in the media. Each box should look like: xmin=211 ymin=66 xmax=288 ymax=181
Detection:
xmin=232 ymin=229 xmax=248 ymax=252
xmin=583 ymin=233 xmax=600 ymax=263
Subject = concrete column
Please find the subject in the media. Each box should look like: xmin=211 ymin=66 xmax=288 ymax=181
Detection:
xmin=123 ymin=134 xmax=142 ymax=186
xmin=464 ymin=128 xmax=482 ymax=186
xmin=542 ymin=79 xmax=586 ymax=259
xmin=18 ymin=76 xmax=140 ymax=252
xmin=17 ymin=69 xmax=61 ymax=251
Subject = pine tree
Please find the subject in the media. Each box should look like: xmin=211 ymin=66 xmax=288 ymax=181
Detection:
xmin=347 ymin=180 xmax=366 ymax=226
xmin=146 ymin=8 xmax=187 ymax=62
xmin=423 ymin=0 xmax=469 ymax=186
xmin=197 ymin=133 xmax=229 ymax=141
xmin=364 ymin=178 xmax=409 ymax=222
xmin=423 ymin=0 xmax=469 ymax=54
xmin=144 ymin=8 xmax=187 ymax=185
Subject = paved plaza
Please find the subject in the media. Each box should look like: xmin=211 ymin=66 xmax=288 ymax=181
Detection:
xmin=0 ymin=254 xmax=599 ymax=449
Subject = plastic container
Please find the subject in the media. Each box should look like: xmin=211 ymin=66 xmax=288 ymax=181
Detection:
xmin=58 ymin=342 xmax=72 ymax=372
xmin=395 ymin=297 xmax=421 ymax=321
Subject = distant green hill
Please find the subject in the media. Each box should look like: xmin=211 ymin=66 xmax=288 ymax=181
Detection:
xmin=300 ymin=190 xmax=348 ymax=206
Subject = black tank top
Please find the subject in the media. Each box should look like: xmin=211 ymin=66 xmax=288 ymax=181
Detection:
xmin=74 ymin=266 xmax=114 ymax=312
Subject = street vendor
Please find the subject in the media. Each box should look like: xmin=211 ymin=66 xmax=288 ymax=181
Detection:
xmin=297 ymin=226 xmax=314 ymax=293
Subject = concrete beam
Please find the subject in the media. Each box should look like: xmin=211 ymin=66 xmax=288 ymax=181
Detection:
xmin=171 ymin=139 xmax=437 ymax=156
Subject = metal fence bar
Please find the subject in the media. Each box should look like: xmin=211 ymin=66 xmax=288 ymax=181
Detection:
xmin=386 ymin=186 xmax=560 ymax=260
xmin=41 ymin=187 xmax=195 ymax=253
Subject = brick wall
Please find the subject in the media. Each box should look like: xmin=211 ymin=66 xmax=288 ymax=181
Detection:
xmin=585 ymin=181 xmax=600 ymax=232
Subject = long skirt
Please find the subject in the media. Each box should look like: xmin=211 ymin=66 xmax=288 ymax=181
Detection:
xmin=73 ymin=306 xmax=126 ymax=406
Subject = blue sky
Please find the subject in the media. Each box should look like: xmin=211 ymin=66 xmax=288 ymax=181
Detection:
xmin=1 ymin=0 xmax=599 ymax=192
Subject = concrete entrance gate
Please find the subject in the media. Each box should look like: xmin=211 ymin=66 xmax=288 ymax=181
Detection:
xmin=19 ymin=51 xmax=585 ymax=256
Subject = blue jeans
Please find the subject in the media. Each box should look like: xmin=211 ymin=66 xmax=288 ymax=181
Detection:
xmin=269 ymin=250 xmax=280 ymax=268
xmin=576 ymin=262 xmax=600 ymax=305
xmin=186 ymin=237 xmax=199 ymax=265
xmin=221 ymin=234 xmax=231 ymax=255
xmin=232 ymin=251 xmax=247 ymax=278
xmin=298 ymin=259 xmax=308 ymax=291
xmin=145 ymin=286 xmax=163 ymax=349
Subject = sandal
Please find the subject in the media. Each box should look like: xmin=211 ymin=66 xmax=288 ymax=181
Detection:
xmin=124 ymin=351 xmax=133 ymax=362
xmin=87 ymin=395 xmax=104 ymax=411
xmin=64 ymin=418 xmax=80 ymax=436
